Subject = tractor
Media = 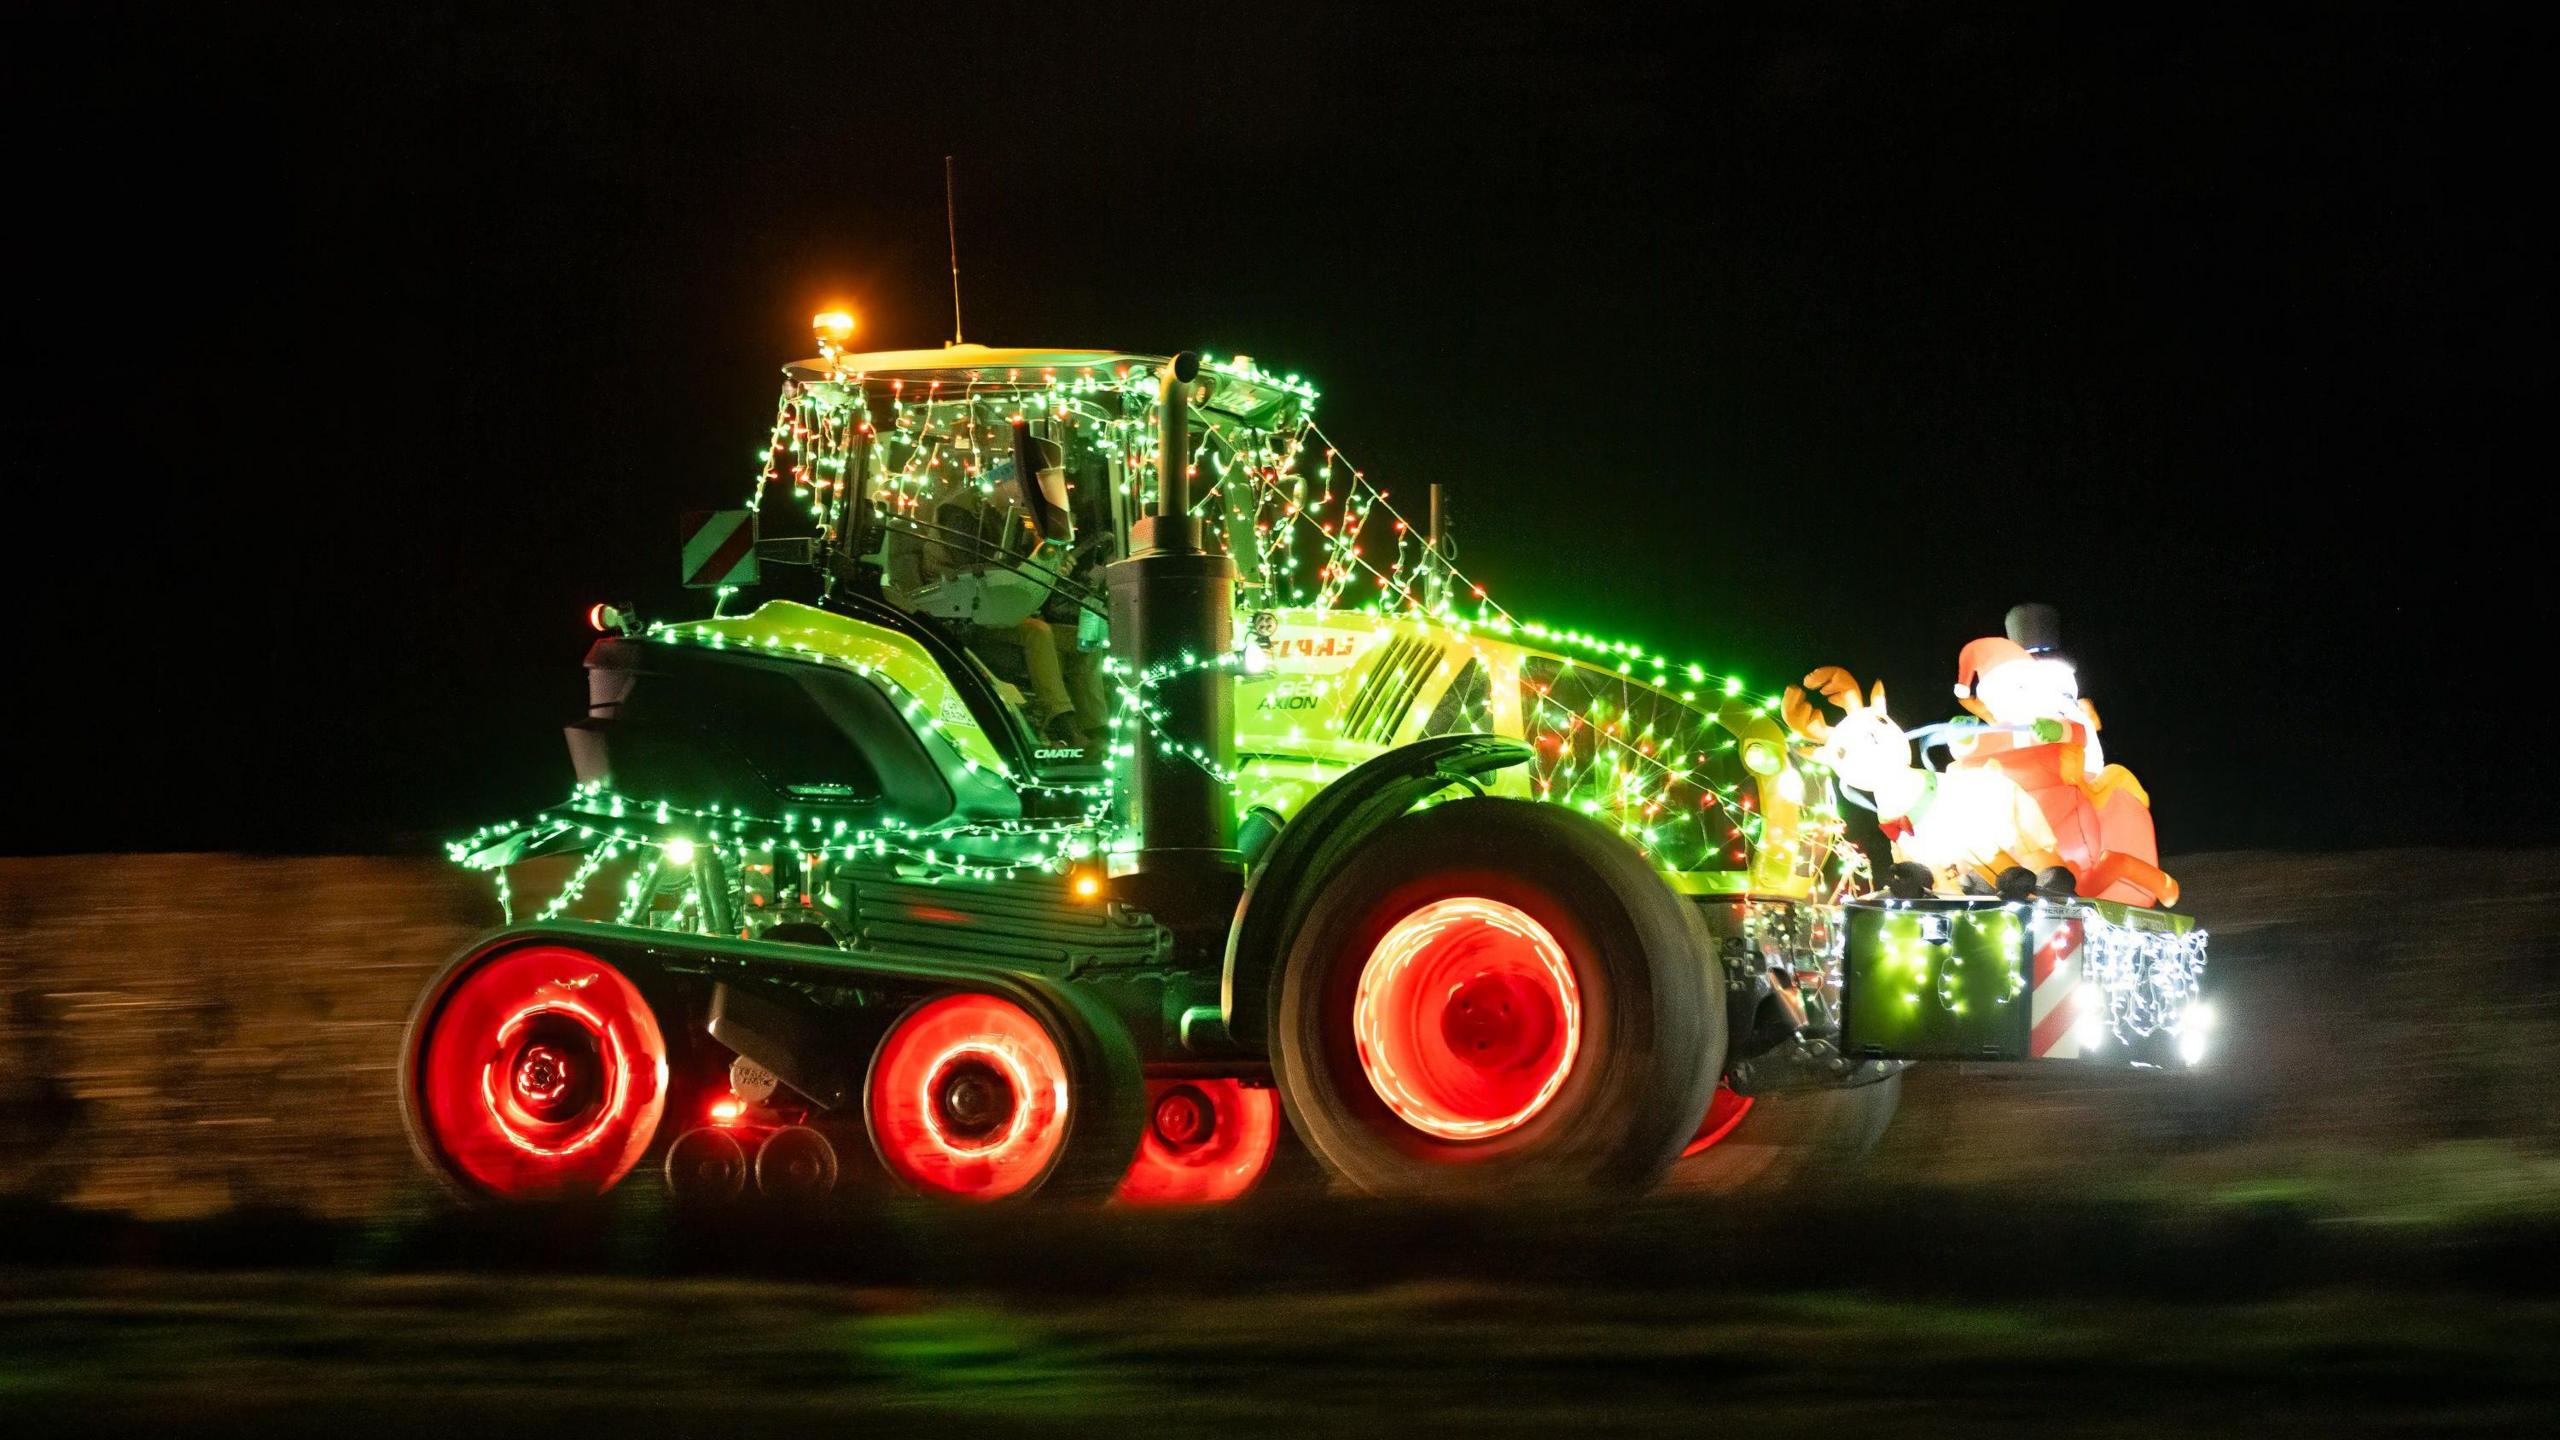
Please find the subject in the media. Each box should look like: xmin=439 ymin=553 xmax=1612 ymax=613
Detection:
xmin=404 ymin=326 xmax=2206 ymax=1208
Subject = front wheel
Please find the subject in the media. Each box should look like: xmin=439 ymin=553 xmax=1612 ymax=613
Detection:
xmin=1270 ymin=798 xmax=1722 ymax=1196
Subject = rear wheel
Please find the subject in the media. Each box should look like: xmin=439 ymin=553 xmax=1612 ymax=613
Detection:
xmin=1271 ymin=798 xmax=1722 ymax=1196
xmin=401 ymin=944 xmax=670 ymax=1202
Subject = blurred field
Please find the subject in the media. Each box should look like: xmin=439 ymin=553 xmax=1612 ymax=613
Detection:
xmin=3 ymin=849 xmax=2558 ymax=1435
xmin=6 ymin=1260 xmax=2555 ymax=1437
xmin=3 ymin=1177 xmax=2559 ymax=1434
xmin=5 ymin=848 xmax=2556 ymax=1222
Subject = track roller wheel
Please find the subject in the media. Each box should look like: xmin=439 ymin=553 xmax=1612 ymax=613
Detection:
xmin=754 ymin=1125 xmax=840 ymax=1200
xmin=866 ymin=993 xmax=1074 ymax=1201
xmin=1113 ymin=1079 xmax=1281 ymax=1206
xmin=402 ymin=943 xmax=668 ymax=1203
xmin=1272 ymin=798 xmax=1722 ymax=1197
xmin=664 ymin=1126 xmax=750 ymax=1203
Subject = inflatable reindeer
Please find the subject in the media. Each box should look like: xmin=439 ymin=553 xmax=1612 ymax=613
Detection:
xmin=1782 ymin=668 xmax=2025 ymax=895
xmin=1783 ymin=635 xmax=2178 ymax=907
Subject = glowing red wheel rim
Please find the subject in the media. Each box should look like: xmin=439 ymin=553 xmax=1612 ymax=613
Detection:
xmin=409 ymin=944 xmax=667 ymax=1200
xmin=1114 ymin=1079 xmax=1280 ymax=1206
xmin=868 ymin=993 xmax=1071 ymax=1201
xmin=1682 ymin=1085 xmax=1755 ymax=1158
xmin=1353 ymin=896 xmax=1581 ymax=1141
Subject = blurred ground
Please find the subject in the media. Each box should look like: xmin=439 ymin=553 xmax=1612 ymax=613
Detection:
xmin=5 ymin=848 xmax=2555 ymax=1222
xmin=6 ymin=1264 xmax=2554 ymax=1437
xmin=3 ymin=849 xmax=2557 ymax=1434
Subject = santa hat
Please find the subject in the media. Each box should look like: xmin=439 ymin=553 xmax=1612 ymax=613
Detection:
xmin=1953 ymin=636 xmax=2028 ymax=699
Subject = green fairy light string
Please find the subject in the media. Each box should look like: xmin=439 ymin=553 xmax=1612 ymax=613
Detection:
xmin=454 ymin=348 xmax=1867 ymax=917
xmin=762 ymin=351 xmax=1784 ymax=710
xmin=637 ymin=618 xmax=1094 ymax=795
xmin=448 ymin=649 xmax=1249 ymax=925
xmin=451 ymin=784 xmax=1112 ymax=930
xmin=1189 ymin=405 xmax=1825 ymax=876
xmin=1103 ymin=651 xmax=1249 ymax=787
xmin=535 ymin=842 xmax=620 ymax=922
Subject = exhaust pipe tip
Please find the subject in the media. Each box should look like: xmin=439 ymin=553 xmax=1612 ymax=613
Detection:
xmin=1163 ymin=350 xmax=1200 ymax=385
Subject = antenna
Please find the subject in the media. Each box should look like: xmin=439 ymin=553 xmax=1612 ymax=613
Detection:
xmin=944 ymin=155 xmax=965 ymax=347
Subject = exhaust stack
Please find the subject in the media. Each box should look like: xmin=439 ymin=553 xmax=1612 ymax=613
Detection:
xmin=1106 ymin=351 xmax=1241 ymax=928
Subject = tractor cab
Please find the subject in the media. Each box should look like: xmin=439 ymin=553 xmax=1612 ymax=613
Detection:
xmin=761 ymin=346 xmax=1313 ymax=766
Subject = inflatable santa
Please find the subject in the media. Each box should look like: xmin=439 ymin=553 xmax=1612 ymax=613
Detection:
xmin=1946 ymin=605 xmax=2178 ymax=907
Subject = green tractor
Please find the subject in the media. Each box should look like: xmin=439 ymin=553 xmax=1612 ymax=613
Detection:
xmin=405 ymin=330 xmax=2204 ymax=1207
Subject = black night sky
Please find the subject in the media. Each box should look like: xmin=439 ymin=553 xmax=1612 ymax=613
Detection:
xmin=7 ymin=2 xmax=2544 ymax=855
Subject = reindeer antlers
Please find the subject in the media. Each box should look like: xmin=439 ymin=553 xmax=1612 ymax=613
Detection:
xmin=1803 ymin=666 xmax=1864 ymax=708
xmin=1782 ymin=666 xmax=1868 ymax=742
xmin=1780 ymin=690 xmax=1830 ymax=742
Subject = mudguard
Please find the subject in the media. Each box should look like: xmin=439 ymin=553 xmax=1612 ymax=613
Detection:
xmin=1219 ymin=733 xmax=1533 ymax=1051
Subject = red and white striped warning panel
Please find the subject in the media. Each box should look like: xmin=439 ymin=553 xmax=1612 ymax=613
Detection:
xmin=680 ymin=509 xmax=760 ymax=589
xmin=2028 ymin=913 xmax=2087 ymax=1058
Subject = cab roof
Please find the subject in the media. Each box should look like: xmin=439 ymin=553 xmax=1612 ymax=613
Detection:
xmin=783 ymin=344 xmax=1314 ymax=428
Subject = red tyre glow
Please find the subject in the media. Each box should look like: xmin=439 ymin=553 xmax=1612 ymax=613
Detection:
xmin=1113 ymin=1079 xmax=1280 ymax=1206
xmin=868 ymin=993 xmax=1070 ymax=1201
xmin=1353 ymin=896 xmax=1581 ymax=1141
xmin=410 ymin=945 xmax=667 ymax=1200
xmin=1681 ymin=1085 xmax=1755 ymax=1158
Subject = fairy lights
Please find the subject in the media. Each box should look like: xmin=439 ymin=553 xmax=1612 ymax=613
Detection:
xmin=449 ymin=644 xmax=1246 ymax=928
xmin=2078 ymin=912 xmax=2211 ymax=1046
xmin=453 ymin=345 xmax=1865 ymax=928
xmin=1843 ymin=899 xmax=2208 ymax=1059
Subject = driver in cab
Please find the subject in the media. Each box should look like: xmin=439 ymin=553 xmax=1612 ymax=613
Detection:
xmin=884 ymin=431 xmax=1103 ymax=749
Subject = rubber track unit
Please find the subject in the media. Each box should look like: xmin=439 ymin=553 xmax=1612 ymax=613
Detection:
xmin=412 ymin=919 xmax=1151 ymax=1201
